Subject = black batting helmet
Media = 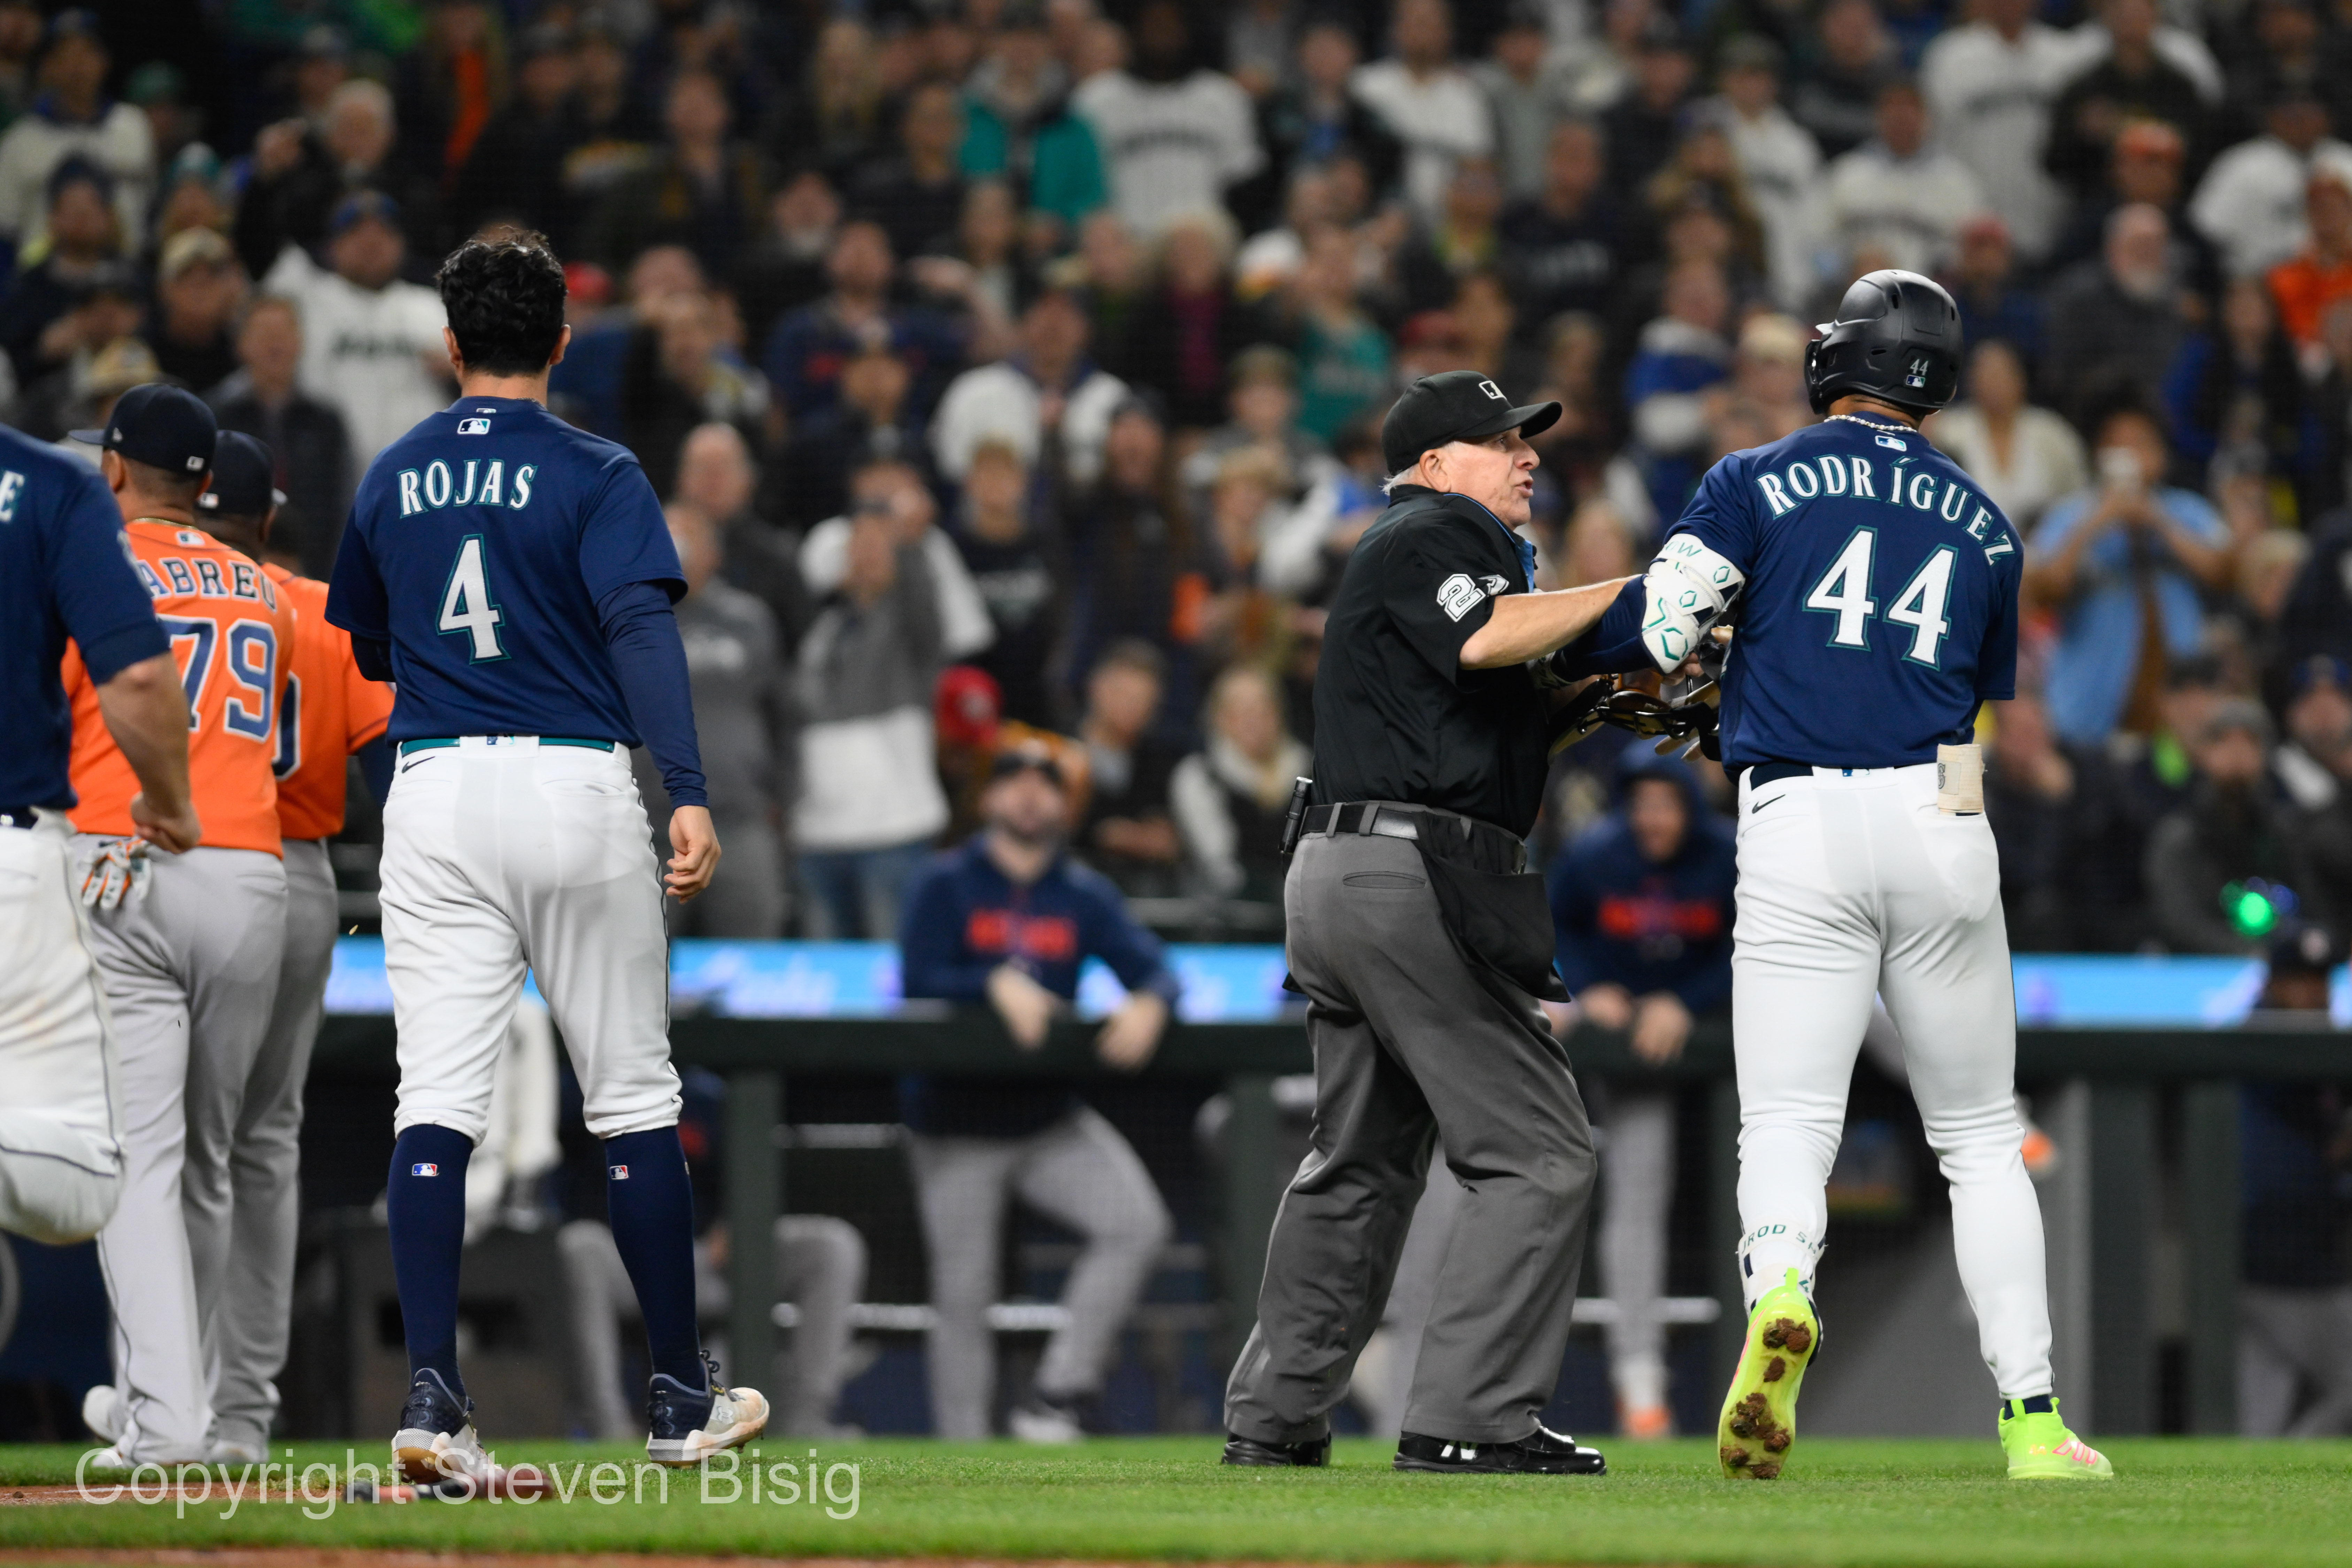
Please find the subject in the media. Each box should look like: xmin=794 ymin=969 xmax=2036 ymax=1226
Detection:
xmin=1804 ymin=269 xmax=1962 ymax=416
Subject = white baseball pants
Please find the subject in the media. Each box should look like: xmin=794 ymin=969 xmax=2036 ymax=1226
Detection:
xmin=1730 ymin=762 xmax=2053 ymax=1402
xmin=0 ymin=811 xmax=123 ymax=1245
xmin=87 ymin=841 xmax=287 ymax=1463
xmin=379 ymin=737 xmax=680 ymax=1143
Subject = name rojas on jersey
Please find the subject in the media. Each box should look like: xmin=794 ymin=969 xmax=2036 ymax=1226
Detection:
xmin=393 ymin=455 xmax=538 ymax=516
xmin=1749 ymin=440 xmax=2016 ymax=565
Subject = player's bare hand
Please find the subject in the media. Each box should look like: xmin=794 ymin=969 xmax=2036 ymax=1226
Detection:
xmin=987 ymin=964 xmax=1060 ymax=1050
xmin=1631 ymin=991 xmax=1692 ymax=1065
xmin=1095 ymin=990 xmax=1169 ymax=1072
xmin=1573 ymin=981 xmax=1634 ymax=1032
xmin=664 ymin=805 xmax=721 ymax=902
xmin=126 ymin=790 xmax=201 ymax=855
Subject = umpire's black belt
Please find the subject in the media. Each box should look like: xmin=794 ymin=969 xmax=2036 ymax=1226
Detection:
xmin=1302 ymin=801 xmax=1527 ymax=876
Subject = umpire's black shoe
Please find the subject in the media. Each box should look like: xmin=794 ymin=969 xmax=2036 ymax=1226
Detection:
xmin=1222 ymin=1431 xmax=1331 ymax=1467
xmin=1394 ymin=1424 xmax=1606 ymax=1475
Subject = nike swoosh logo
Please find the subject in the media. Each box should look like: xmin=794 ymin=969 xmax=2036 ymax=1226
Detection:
xmin=1751 ymin=794 xmax=1782 ymax=814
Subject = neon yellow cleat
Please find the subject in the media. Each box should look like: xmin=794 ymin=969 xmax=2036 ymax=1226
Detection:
xmin=2000 ymin=1398 xmax=2113 ymax=1480
xmin=1717 ymin=1267 xmax=1820 ymax=1480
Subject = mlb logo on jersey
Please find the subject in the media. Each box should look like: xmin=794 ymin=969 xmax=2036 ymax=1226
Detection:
xmin=457 ymin=417 xmax=492 ymax=435
xmin=412 ymin=1163 xmax=439 ymax=1176
xmin=610 ymin=1165 xmax=630 ymax=1180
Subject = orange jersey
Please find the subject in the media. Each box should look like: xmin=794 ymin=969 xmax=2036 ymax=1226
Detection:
xmin=63 ymin=521 xmax=295 ymax=856
xmin=265 ymin=565 xmax=393 ymax=840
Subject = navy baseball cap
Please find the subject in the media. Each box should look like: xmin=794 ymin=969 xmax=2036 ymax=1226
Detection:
xmin=73 ymin=382 xmax=217 ymax=477
xmin=1380 ymin=370 xmax=1560 ymax=474
xmin=329 ymin=189 xmax=402 ymax=237
xmin=197 ymin=431 xmax=283 ymax=518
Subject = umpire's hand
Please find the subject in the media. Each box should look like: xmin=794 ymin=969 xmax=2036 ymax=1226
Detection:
xmin=664 ymin=805 xmax=722 ymax=902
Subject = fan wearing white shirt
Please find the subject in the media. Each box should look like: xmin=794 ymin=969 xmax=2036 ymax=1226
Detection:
xmin=1351 ymin=0 xmax=1494 ymax=223
xmin=1919 ymin=0 xmax=2078 ymax=260
xmin=2190 ymin=87 xmax=2352 ymax=279
xmin=1823 ymin=79 xmax=1988 ymax=277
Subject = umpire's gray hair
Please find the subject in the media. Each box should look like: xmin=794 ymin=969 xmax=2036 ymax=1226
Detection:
xmin=1379 ymin=466 xmax=1418 ymax=496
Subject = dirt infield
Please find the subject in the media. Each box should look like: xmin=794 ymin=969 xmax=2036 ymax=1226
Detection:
xmin=0 ymin=1555 xmax=1428 ymax=1568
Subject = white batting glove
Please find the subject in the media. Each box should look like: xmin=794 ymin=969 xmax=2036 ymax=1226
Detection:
xmin=79 ymin=838 xmax=152 ymax=912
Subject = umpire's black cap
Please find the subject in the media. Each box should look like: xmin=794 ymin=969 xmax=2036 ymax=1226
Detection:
xmin=72 ymin=382 xmax=216 ymax=477
xmin=1380 ymin=370 xmax=1560 ymax=474
xmin=198 ymin=431 xmax=284 ymax=518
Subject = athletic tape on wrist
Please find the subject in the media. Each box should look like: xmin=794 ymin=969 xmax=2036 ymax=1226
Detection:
xmin=1640 ymin=536 xmax=1744 ymax=672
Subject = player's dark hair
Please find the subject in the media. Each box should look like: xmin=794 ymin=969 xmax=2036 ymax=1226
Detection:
xmin=437 ymin=230 xmax=568 ymax=376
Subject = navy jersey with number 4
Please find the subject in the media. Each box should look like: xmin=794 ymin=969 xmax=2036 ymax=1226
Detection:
xmin=326 ymin=396 xmax=684 ymax=744
xmin=1668 ymin=417 xmax=2021 ymax=770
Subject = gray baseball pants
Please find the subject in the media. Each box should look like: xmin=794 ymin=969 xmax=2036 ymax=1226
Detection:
xmin=1225 ymin=828 xmax=1598 ymax=1446
xmin=208 ymin=837 xmax=337 ymax=1457
xmin=85 ymin=841 xmax=286 ymax=1463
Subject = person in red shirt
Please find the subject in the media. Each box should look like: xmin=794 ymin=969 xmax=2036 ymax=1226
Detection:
xmin=2268 ymin=169 xmax=2352 ymax=355
xmin=183 ymin=432 xmax=395 ymax=1463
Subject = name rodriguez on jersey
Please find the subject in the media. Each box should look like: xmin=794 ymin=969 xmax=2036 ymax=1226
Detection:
xmin=1748 ymin=447 xmax=2016 ymax=565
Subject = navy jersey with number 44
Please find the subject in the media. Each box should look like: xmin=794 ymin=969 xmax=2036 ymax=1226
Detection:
xmin=1668 ymin=417 xmax=2021 ymax=770
xmin=326 ymin=396 xmax=683 ymax=744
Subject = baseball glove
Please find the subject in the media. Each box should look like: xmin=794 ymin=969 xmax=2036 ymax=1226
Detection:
xmin=79 ymin=838 xmax=151 ymax=911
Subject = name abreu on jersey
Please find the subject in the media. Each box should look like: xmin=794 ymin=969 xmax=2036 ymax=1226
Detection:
xmin=1748 ymin=441 xmax=2016 ymax=565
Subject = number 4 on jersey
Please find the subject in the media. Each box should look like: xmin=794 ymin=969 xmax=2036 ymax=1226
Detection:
xmin=439 ymin=534 xmax=507 ymax=661
xmin=1804 ymin=530 xmax=1958 ymax=667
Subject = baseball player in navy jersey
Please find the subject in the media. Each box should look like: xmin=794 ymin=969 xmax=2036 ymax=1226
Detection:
xmin=326 ymin=231 xmax=765 ymax=1478
xmin=0 ymin=424 xmax=193 ymax=1250
xmin=1611 ymin=271 xmax=2110 ymax=1481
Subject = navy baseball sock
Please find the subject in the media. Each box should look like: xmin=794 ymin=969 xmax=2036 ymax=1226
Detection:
xmin=603 ymin=1127 xmax=707 ymax=1391
xmin=386 ymin=1124 xmax=473 ymax=1400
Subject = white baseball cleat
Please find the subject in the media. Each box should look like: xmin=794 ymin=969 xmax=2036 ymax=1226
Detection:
xmin=82 ymin=1384 xmax=123 ymax=1443
xmin=392 ymin=1368 xmax=487 ymax=1483
xmin=646 ymin=1356 xmax=769 ymax=1468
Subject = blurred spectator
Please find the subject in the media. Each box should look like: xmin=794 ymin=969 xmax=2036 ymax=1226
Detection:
xmin=587 ymin=69 xmax=767 ymax=280
xmin=144 ymin=226 xmax=245 ymax=395
xmin=1601 ymin=16 xmax=1696 ymax=208
xmin=1528 ymin=313 xmax=1624 ymax=500
xmin=148 ymin=144 xmax=229 ymax=259
xmin=232 ymin=79 xmax=403 ymax=280
xmin=0 ymin=158 xmax=122 ymax=387
xmin=2145 ymin=700 xmax=2326 ymax=952
xmin=941 ymin=181 xmax=1026 ymax=326
xmin=935 ymin=285 xmax=1127 ymax=486
xmin=1547 ymin=750 xmax=1734 ymax=1440
xmin=2188 ymin=83 xmax=2352 ymax=280
xmin=1477 ymin=1 xmax=1577 ymax=202
xmin=802 ymin=453 xmax=995 ymax=670
xmin=2028 ymin=399 xmax=2232 ymax=743
xmin=1118 ymin=209 xmax=1247 ymax=430
xmin=1396 ymin=156 xmax=1505 ymax=314
xmin=772 ymin=17 xmax=889 ymax=181
xmin=1943 ymin=215 xmax=2042 ymax=377
xmin=1061 ymin=398 xmax=1201 ymax=718
xmin=2172 ymin=275 xmax=2306 ymax=488
xmin=207 ymin=294 xmax=355 ymax=580
xmin=779 ymin=339 xmax=925 ymax=529
xmin=762 ymin=220 xmax=961 ymax=420
xmin=1242 ymin=18 xmax=1403 ymax=231
xmin=676 ymin=421 xmax=815 ymax=653
xmin=2275 ymin=655 xmax=2352 ymax=816
xmin=1920 ymin=0 xmax=2074 ymax=260
xmin=1499 ymin=119 xmax=1628 ymax=324
xmin=1170 ymin=663 xmax=1309 ymax=902
xmin=1284 ymin=224 xmax=1394 ymax=442
xmin=851 ymin=81 xmax=968 ymax=264
xmin=732 ymin=170 xmax=841 ymax=356
xmin=619 ymin=288 xmax=765 ymax=505
xmin=1931 ymin=338 xmax=2088 ymax=531
xmin=1352 ymin=0 xmax=1493 ymax=223
xmin=20 ymin=327 xmax=149 ymax=448
xmin=1702 ymin=310 xmax=1813 ymax=450
xmin=2237 ymin=995 xmax=2352 ymax=1433
xmin=1822 ymin=78 xmax=1986 ymax=276
xmin=634 ymin=502 xmax=795 ymax=939
xmin=260 ymin=191 xmax=449 ymax=467
xmin=1226 ymin=0 xmax=1298 ymax=101
xmin=1712 ymin=36 xmax=1826 ymax=312
xmin=793 ymin=488 xmax=950 ymax=940
xmin=1625 ymin=260 xmax=1732 ymax=526
xmin=896 ymin=741 xmax=1177 ymax=1442
xmin=450 ymin=23 xmax=583 ymax=248
xmin=2280 ymin=501 xmax=2352 ymax=671
xmin=1074 ymin=640 xmax=1184 ymax=895
xmin=1073 ymin=0 xmax=1262 ymax=233
xmin=0 ymin=10 xmax=153 ymax=255
xmin=2045 ymin=0 xmax=2211 ymax=201
xmin=955 ymin=438 xmax=1063 ymax=727
xmin=391 ymin=0 xmax=507 ymax=196
xmin=960 ymin=1 xmax=1107 ymax=244
xmin=1983 ymin=692 xmax=2123 ymax=950
xmin=2045 ymin=120 xmax=2215 ymax=293
xmin=1181 ymin=343 xmax=1336 ymax=520
xmin=0 ymin=0 xmax=41 ymax=129
xmin=1791 ymin=0 xmax=1897 ymax=161
xmin=2043 ymin=205 xmax=2193 ymax=423
xmin=2267 ymin=169 xmax=2352 ymax=356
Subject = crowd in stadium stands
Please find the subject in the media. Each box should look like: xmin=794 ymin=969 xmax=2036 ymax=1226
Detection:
xmin=18 ymin=0 xmax=2352 ymax=1443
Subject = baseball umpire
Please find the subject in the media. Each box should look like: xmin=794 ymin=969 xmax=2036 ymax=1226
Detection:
xmin=1655 ymin=271 xmax=2110 ymax=1482
xmin=1222 ymin=370 xmax=1649 ymax=1475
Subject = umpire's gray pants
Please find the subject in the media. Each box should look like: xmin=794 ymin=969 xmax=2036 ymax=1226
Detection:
xmin=910 ymin=1107 xmax=1173 ymax=1437
xmin=1225 ymin=829 xmax=1597 ymax=1445
xmin=209 ymin=837 xmax=338 ymax=1457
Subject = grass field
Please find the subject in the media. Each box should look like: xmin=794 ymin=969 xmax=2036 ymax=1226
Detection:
xmin=1 ymin=1436 xmax=2349 ymax=1567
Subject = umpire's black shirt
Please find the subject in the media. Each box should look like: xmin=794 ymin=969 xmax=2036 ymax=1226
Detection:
xmin=1312 ymin=485 xmax=1549 ymax=836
